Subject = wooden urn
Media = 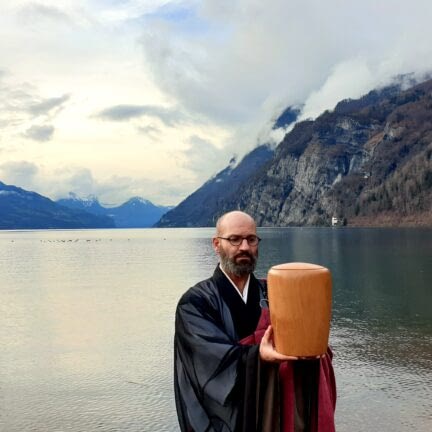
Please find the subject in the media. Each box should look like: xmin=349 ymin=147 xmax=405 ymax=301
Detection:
xmin=267 ymin=262 xmax=332 ymax=357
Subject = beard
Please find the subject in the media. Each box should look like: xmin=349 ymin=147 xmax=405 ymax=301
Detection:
xmin=219 ymin=249 xmax=257 ymax=277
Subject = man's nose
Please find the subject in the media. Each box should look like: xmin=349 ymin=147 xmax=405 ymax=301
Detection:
xmin=238 ymin=238 xmax=251 ymax=250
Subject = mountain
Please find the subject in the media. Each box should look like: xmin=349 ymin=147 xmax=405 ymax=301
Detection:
xmin=57 ymin=193 xmax=107 ymax=215
xmin=57 ymin=194 xmax=171 ymax=228
xmin=156 ymin=106 xmax=300 ymax=227
xmin=157 ymin=79 xmax=432 ymax=227
xmin=0 ymin=182 xmax=115 ymax=229
xmin=156 ymin=144 xmax=274 ymax=227
xmin=105 ymin=197 xmax=172 ymax=228
xmin=273 ymin=106 xmax=302 ymax=129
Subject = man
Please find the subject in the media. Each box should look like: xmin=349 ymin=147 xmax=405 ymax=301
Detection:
xmin=174 ymin=211 xmax=336 ymax=432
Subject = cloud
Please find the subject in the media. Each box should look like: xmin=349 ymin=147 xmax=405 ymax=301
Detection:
xmin=0 ymin=161 xmax=187 ymax=206
xmin=0 ymin=74 xmax=69 ymax=144
xmin=137 ymin=124 xmax=162 ymax=137
xmin=14 ymin=1 xmax=97 ymax=29
xmin=90 ymin=0 xmax=182 ymax=25
xmin=181 ymin=135 xmax=224 ymax=177
xmin=89 ymin=174 xmax=191 ymax=206
xmin=140 ymin=0 xmax=432 ymax=141
xmin=27 ymin=94 xmax=70 ymax=117
xmin=18 ymin=3 xmax=74 ymax=25
xmin=95 ymin=104 xmax=186 ymax=126
xmin=23 ymin=124 xmax=55 ymax=142
xmin=299 ymin=61 xmax=432 ymax=123
xmin=0 ymin=160 xmax=39 ymax=190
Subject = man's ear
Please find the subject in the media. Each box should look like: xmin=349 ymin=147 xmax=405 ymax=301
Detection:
xmin=212 ymin=236 xmax=220 ymax=254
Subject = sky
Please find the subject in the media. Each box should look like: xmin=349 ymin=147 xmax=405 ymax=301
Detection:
xmin=1 ymin=0 xmax=432 ymax=206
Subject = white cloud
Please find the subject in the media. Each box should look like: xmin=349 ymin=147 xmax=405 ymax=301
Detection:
xmin=0 ymin=161 xmax=186 ymax=205
xmin=0 ymin=161 xmax=39 ymax=190
xmin=181 ymin=135 xmax=223 ymax=177
xmin=23 ymin=124 xmax=55 ymax=142
xmin=0 ymin=74 xmax=69 ymax=146
xmin=17 ymin=2 xmax=75 ymax=25
xmin=140 ymin=0 xmax=432 ymax=138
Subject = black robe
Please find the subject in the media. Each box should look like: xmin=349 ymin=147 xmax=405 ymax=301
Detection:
xmin=174 ymin=266 xmax=266 ymax=432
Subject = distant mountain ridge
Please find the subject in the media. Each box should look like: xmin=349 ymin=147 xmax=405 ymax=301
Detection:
xmin=0 ymin=182 xmax=115 ymax=229
xmin=57 ymin=194 xmax=172 ymax=228
xmin=156 ymin=78 xmax=432 ymax=227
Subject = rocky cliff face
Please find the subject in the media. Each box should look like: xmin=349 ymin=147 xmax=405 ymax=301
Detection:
xmin=236 ymin=80 xmax=432 ymax=226
xmin=160 ymin=79 xmax=432 ymax=227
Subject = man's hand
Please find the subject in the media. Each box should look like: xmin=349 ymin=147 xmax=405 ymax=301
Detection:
xmin=259 ymin=326 xmax=322 ymax=363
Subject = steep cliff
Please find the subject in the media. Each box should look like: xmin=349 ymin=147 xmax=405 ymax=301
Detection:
xmin=156 ymin=145 xmax=274 ymax=227
xmin=160 ymin=79 xmax=432 ymax=227
xmin=237 ymin=79 xmax=432 ymax=226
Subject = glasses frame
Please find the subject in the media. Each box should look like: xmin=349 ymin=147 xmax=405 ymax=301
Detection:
xmin=217 ymin=235 xmax=261 ymax=246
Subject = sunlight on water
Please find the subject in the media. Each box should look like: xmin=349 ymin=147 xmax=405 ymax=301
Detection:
xmin=0 ymin=227 xmax=431 ymax=431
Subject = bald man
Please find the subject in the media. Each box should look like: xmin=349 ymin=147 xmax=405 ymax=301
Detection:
xmin=174 ymin=211 xmax=336 ymax=432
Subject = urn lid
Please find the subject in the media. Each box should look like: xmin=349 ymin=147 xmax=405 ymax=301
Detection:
xmin=270 ymin=262 xmax=326 ymax=271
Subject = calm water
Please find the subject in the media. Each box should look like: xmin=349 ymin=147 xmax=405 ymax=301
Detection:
xmin=0 ymin=227 xmax=431 ymax=431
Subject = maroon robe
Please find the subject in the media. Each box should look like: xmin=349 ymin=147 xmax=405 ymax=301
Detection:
xmin=240 ymin=308 xmax=336 ymax=432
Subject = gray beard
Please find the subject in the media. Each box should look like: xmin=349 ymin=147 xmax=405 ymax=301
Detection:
xmin=220 ymin=252 xmax=257 ymax=277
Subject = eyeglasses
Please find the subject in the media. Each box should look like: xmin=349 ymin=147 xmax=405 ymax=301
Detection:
xmin=217 ymin=235 xmax=261 ymax=246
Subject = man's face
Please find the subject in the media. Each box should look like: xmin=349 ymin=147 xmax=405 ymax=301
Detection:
xmin=213 ymin=213 xmax=259 ymax=277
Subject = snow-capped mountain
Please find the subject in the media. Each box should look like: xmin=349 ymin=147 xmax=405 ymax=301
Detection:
xmin=57 ymin=195 xmax=172 ymax=228
xmin=0 ymin=182 xmax=115 ymax=229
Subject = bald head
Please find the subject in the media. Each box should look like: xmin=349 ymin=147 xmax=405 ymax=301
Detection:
xmin=213 ymin=211 xmax=258 ymax=279
xmin=215 ymin=211 xmax=256 ymax=236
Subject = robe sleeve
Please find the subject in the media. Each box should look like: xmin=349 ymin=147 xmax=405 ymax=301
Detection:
xmin=174 ymin=285 xmax=259 ymax=432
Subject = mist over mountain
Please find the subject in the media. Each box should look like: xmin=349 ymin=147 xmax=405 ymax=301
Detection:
xmin=273 ymin=106 xmax=302 ymax=130
xmin=57 ymin=194 xmax=172 ymax=228
xmin=156 ymin=106 xmax=300 ymax=227
xmin=0 ymin=182 xmax=115 ymax=229
xmin=157 ymin=78 xmax=432 ymax=227
xmin=156 ymin=145 xmax=274 ymax=227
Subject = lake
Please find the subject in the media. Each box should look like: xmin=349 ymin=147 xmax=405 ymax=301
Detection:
xmin=0 ymin=227 xmax=431 ymax=431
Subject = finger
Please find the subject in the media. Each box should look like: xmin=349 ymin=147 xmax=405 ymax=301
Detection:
xmin=275 ymin=353 xmax=298 ymax=361
xmin=273 ymin=348 xmax=297 ymax=361
xmin=262 ymin=325 xmax=272 ymax=343
xmin=266 ymin=324 xmax=273 ymax=339
xmin=298 ymin=356 xmax=321 ymax=360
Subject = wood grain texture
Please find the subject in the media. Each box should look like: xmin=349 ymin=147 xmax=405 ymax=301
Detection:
xmin=268 ymin=262 xmax=332 ymax=356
